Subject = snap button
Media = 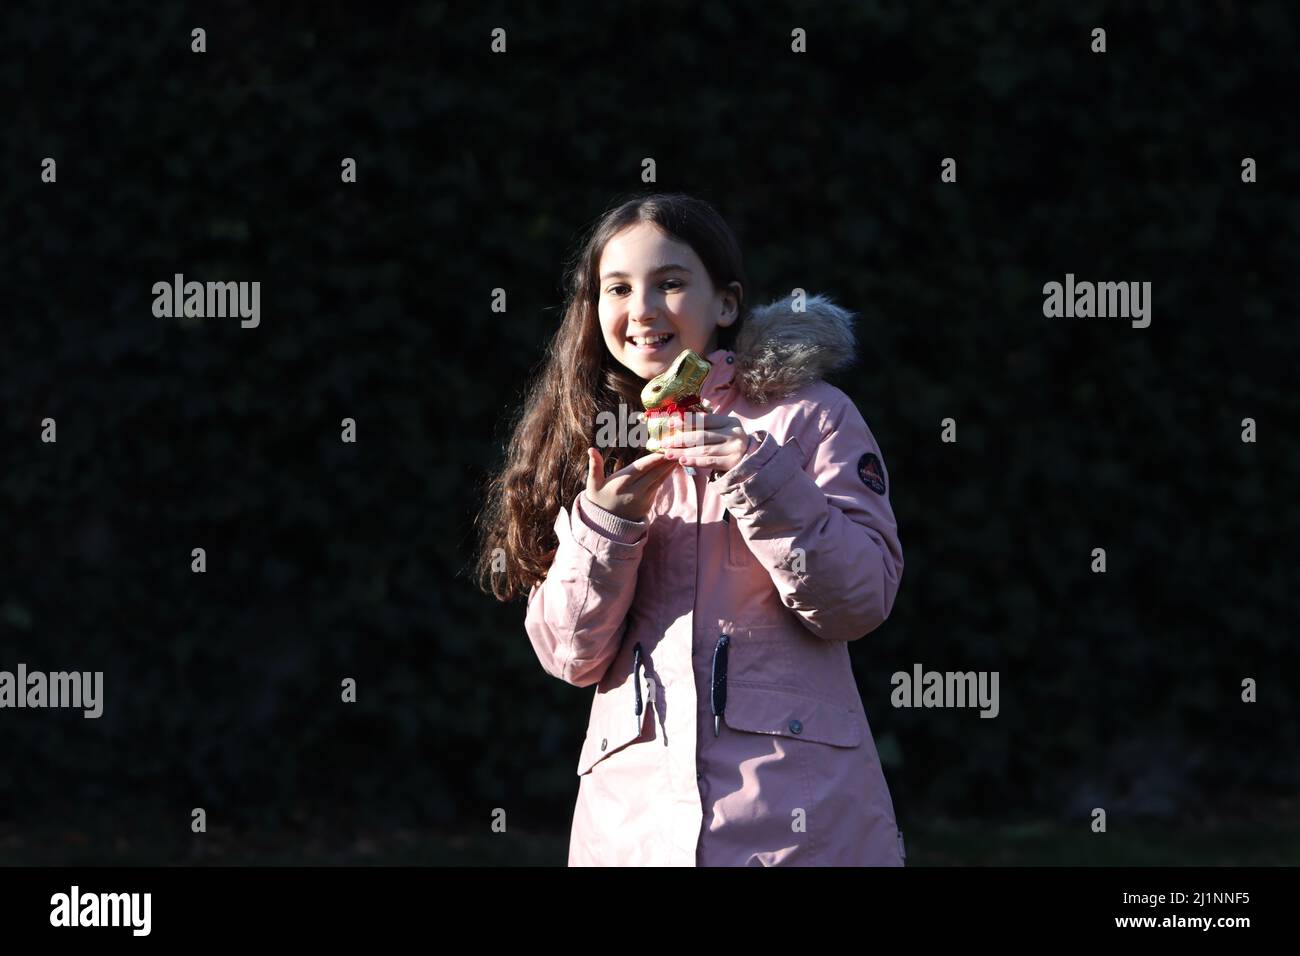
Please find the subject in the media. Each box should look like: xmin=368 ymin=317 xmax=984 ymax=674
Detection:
xmin=788 ymin=719 xmax=803 ymax=734
xmin=726 ymin=355 xmax=734 ymax=364
xmin=601 ymin=737 xmax=608 ymax=751
xmin=696 ymin=771 xmax=703 ymax=780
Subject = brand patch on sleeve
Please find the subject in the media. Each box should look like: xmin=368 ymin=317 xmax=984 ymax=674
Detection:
xmin=857 ymin=452 xmax=886 ymax=494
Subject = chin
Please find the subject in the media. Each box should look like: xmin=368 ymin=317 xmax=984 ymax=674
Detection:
xmin=624 ymin=354 xmax=671 ymax=379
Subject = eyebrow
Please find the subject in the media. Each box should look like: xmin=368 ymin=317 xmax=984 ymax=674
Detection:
xmin=599 ymin=264 xmax=693 ymax=281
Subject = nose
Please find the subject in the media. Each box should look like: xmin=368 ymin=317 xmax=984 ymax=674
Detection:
xmin=626 ymin=288 xmax=660 ymax=326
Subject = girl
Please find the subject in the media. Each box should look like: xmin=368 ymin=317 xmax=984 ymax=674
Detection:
xmin=475 ymin=193 xmax=905 ymax=866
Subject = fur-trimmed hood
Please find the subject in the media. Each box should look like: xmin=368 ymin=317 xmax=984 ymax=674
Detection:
xmin=729 ymin=293 xmax=857 ymax=405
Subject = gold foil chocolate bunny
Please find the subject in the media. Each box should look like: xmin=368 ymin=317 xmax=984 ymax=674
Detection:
xmin=641 ymin=349 xmax=711 ymax=452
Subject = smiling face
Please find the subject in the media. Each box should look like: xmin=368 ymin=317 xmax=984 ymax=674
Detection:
xmin=596 ymin=221 xmax=741 ymax=380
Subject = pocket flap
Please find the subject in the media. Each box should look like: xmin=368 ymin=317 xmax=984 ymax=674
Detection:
xmin=722 ymin=683 xmax=862 ymax=747
xmin=576 ymin=675 xmax=656 ymax=775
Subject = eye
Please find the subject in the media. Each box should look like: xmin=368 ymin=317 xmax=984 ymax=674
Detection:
xmin=606 ymin=279 xmax=684 ymax=295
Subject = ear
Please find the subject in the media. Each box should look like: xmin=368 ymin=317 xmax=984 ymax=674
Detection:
xmin=717 ymin=281 xmax=743 ymax=327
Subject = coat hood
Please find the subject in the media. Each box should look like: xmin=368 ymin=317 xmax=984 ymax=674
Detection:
xmin=729 ymin=293 xmax=858 ymax=405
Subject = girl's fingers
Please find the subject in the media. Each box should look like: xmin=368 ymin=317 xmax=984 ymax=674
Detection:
xmin=629 ymin=456 xmax=679 ymax=489
xmin=605 ymin=451 xmax=667 ymax=483
xmin=612 ymin=453 xmax=673 ymax=490
xmin=624 ymin=451 xmax=672 ymax=474
xmin=661 ymin=430 xmax=728 ymax=448
xmin=671 ymin=442 xmax=742 ymax=466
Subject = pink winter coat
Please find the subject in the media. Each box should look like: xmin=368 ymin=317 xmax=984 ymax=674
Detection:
xmin=525 ymin=293 xmax=905 ymax=866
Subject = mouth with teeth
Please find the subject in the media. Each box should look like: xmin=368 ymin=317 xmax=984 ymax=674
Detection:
xmin=627 ymin=332 xmax=675 ymax=351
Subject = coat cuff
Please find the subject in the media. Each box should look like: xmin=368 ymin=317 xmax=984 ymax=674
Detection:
xmin=576 ymin=492 xmax=648 ymax=545
xmin=715 ymin=430 xmax=800 ymax=510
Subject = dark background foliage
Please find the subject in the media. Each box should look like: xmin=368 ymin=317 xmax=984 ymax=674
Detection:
xmin=1 ymin=1 xmax=1296 ymax=863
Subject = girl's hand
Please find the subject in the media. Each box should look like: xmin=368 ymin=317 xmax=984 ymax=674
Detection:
xmin=657 ymin=402 xmax=757 ymax=474
xmin=585 ymin=446 xmax=677 ymax=521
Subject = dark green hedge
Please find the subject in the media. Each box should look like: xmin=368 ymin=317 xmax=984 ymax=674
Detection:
xmin=1 ymin=1 xmax=1295 ymax=850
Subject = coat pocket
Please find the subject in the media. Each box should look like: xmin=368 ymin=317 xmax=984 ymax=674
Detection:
xmin=720 ymin=682 xmax=862 ymax=748
xmin=576 ymin=671 xmax=658 ymax=775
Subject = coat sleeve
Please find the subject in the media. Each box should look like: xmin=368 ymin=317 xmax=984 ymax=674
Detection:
xmin=713 ymin=391 xmax=904 ymax=641
xmin=523 ymin=491 xmax=649 ymax=687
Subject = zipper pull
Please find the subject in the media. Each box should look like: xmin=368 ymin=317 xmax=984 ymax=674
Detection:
xmin=711 ymin=634 xmax=729 ymax=736
xmin=633 ymin=642 xmax=643 ymax=723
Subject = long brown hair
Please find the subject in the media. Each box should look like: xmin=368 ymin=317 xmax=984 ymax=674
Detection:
xmin=473 ymin=192 xmax=750 ymax=602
